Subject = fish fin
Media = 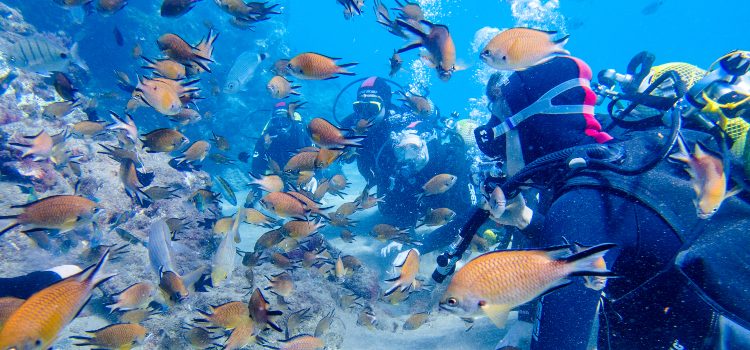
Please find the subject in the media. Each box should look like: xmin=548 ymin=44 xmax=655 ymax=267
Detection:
xmin=0 ymin=221 xmax=19 ymax=236
xmin=70 ymin=42 xmax=89 ymax=71
xmin=480 ymin=303 xmax=511 ymax=329
xmin=553 ymin=34 xmax=570 ymax=45
xmin=78 ymin=248 xmax=116 ymax=285
xmin=563 ymin=242 xmax=616 ymax=274
xmin=397 ymin=40 xmax=424 ymax=54
xmin=669 ymin=134 xmax=692 ymax=163
xmin=339 ymin=62 xmax=358 ymax=68
xmin=725 ymin=186 xmax=742 ymax=199
xmin=539 ymin=278 xmax=573 ymax=297
xmin=396 ymin=19 xmax=426 ymax=38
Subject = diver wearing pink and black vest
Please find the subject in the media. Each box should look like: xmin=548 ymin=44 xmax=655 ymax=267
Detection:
xmin=475 ymin=56 xmax=720 ymax=349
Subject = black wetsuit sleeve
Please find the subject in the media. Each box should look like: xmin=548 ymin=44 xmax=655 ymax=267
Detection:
xmin=0 ymin=271 xmax=62 ymax=299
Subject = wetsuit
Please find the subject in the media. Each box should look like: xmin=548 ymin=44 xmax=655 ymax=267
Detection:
xmin=476 ymin=56 xmax=739 ymax=349
xmin=342 ymin=108 xmax=475 ymax=253
xmin=251 ymin=116 xmax=310 ymax=175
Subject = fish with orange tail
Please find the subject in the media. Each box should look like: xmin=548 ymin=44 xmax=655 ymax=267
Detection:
xmin=417 ymin=173 xmax=457 ymax=201
xmin=0 ymin=250 xmax=115 ymax=349
xmin=480 ymin=27 xmax=570 ymax=71
xmin=440 ymin=243 xmax=616 ymax=328
xmin=307 ymin=118 xmax=365 ymax=149
xmin=669 ymin=137 xmax=740 ymax=219
xmin=562 ymin=238 xmax=609 ymax=291
xmin=70 ymin=323 xmax=148 ymax=349
xmin=248 ymin=288 xmax=284 ymax=333
xmin=0 ymin=297 xmax=24 ymax=330
xmin=0 ymin=195 xmax=99 ymax=237
xmin=384 ymin=249 xmax=420 ymax=296
xmin=287 ymin=52 xmax=357 ymax=80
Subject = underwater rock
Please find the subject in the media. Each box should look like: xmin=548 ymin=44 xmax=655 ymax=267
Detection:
xmin=0 ymin=3 xmax=33 ymax=35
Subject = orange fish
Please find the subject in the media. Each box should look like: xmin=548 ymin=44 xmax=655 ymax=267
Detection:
xmin=9 ymin=130 xmax=55 ymax=160
xmin=265 ymin=272 xmax=294 ymax=297
xmin=249 ymin=173 xmax=285 ymax=193
xmin=174 ymin=140 xmax=211 ymax=165
xmin=287 ymin=52 xmax=357 ymax=80
xmin=0 ymin=250 xmax=114 ymax=349
xmin=248 ymin=288 xmax=283 ymax=333
xmin=564 ymin=238 xmax=609 ymax=291
xmin=481 ymin=27 xmax=570 ymax=71
xmin=384 ymin=249 xmax=420 ymax=296
xmin=397 ymin=19 xmax=458 ymax=81
xmin=0 ymin=195 xmax=99 ymax=237
xmin=195 ymin=301 xmax=249 ymax=330
xmin=417 ymin=208 xmax=456 ymax=228
xmin=157 ymin=32 xmax=213 ymax=72
xmin=270 ymin=334 xmax=325 ymax=350
xmin=440 ymin=244 xmax=615 ymax=328
xmin=282 ymin=219 xmax=324 ymax=239
xmin=70 ymin=323 xmax=147 ymax=349
xmin=284 ymin=151 xmax=318 ymax=174
xmin=141 ymin=56 xmax=187 ymax=80
xmin=418 ymin=173 xmax=457 ymax=201
xmin=267 ymin=75 xmax=301 ymax=99
xmin=669 ymin=137 xmax=740 ymax=219
xmin=0 ymin=297 xmax=24 ymax=330
xmin=307 ymin=118 xmax=365 ymax=149
xmin=96 ymin=0 xmax=127 ymax=15
xmin=106 ymin=282 xmax=156 ymax=313
xmin=259 ymin=192 xmax=311 ymax=219
xmin=222 ymin=318 xmax=259 ymax=350
xmin=186 ymin=29 xmax=219 ymax=76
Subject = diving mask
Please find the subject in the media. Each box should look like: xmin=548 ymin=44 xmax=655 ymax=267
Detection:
xmin=393 ymin=130 xmax=429 ymax=172
xmin=353 ymin=98 xmax=383 ymax=118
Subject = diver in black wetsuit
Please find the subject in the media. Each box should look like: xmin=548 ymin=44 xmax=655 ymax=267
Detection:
xmin=250 ymin=102 xmax=311 ymax=175
xmin=437 ymin=53 xmax=750 ymax=349
xmin=0 ymin=265 xmax=82 ymax=299
xmin=340 ymin=77 xmax=476 ymax=255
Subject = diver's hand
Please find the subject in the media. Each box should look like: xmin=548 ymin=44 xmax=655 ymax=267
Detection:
xmin=489 ymin=193 xmax=533 ymax=230
xmin=380 ymin=242 xmax=403 ymax=257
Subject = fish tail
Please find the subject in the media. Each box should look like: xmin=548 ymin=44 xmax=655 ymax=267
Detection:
xmin=80 ymin=248 xmax=116 ymax=285
xmin=343 ymin=135 xmax=366 ymax=147
xmin=564 ymin=243 xmax=617 ymax=276
xmin=396 ymin=19 xmax=426 ymax=38
xmin=0 ymin=221 xmax=19 ymax=237
xmin=70 ymin=42 xmax=89 ymax=71
xmin=383 ymin=283 xmax=401 ymax=296
xmin=669 ymin=134 xmax=691 ymax=163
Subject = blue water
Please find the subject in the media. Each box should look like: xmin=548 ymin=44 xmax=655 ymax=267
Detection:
xmin=1 ymin=0 xmax=748 ymax=348
xmin=5 ymin=0 xmax=745 ymax=138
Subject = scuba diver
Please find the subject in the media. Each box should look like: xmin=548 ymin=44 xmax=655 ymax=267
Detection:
xmin=250 ymin=101 xmax=311 ymax=175
xmin=339 ymin=77 xmax=477 ymax=255
xmin=432 ymin=51 xmax=750 ymax=349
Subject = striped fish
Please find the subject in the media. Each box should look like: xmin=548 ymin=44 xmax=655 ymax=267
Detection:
xmin=5 ymin=37 xmax=87 ymax=73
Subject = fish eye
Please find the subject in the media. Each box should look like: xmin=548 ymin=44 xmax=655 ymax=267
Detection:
xmin=60 ymin=53 xmax=68 ymax=58
xmin=481 ymin=50 xmax=490 ymax=57
xmin=502 ymin=55 xmax=507 ymax=61
xmin=446 ymin=297 xmax=458 ymax=306
xmin=36 ymin=339 xmax=43 ymax=346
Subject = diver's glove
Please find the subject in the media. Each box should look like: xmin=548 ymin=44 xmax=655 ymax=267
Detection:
xmin=380 ymin=241 xmax=404 ymax=257
xmin=489 ymin=193 xmax=533 ymax=230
